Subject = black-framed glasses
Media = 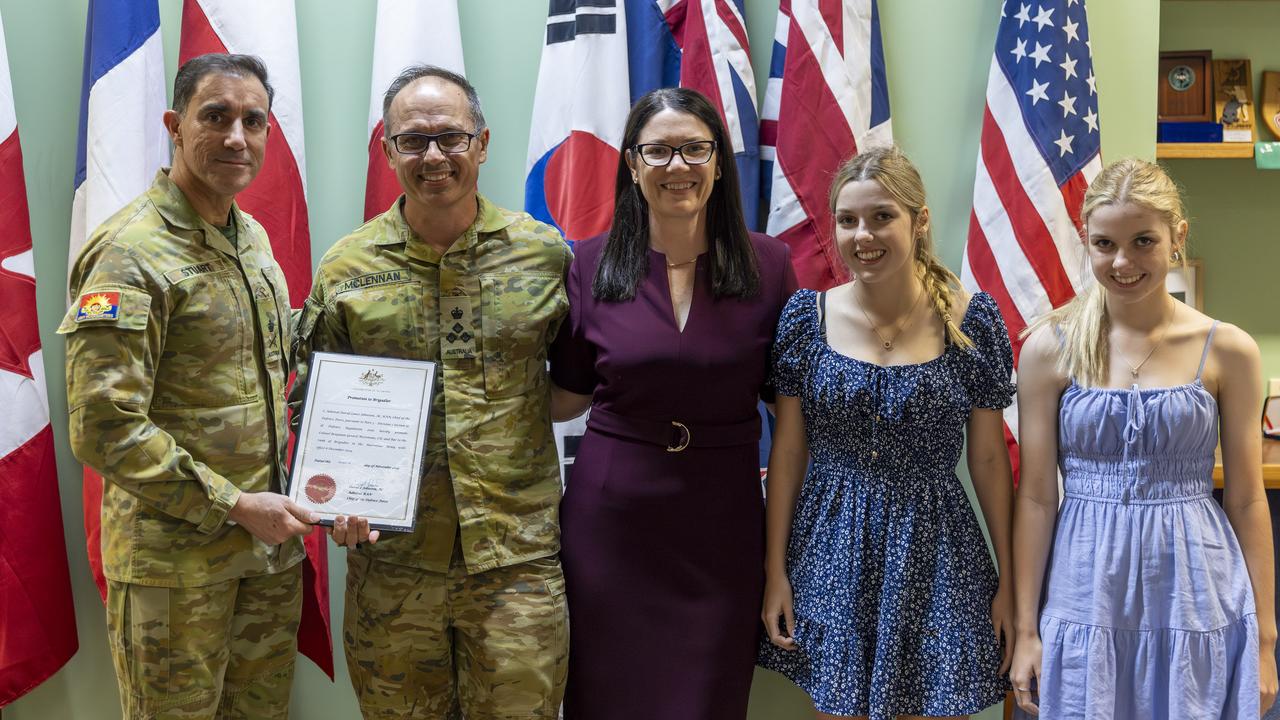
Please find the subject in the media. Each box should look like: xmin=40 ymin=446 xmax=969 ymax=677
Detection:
xmin=389 ymin=130 xmax=481 ymax=155
xmin=631 ymin=140 xmax=717 ymax=167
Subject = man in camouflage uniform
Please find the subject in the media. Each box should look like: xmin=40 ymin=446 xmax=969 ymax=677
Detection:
xmin=61 ymin=54 xmax=315 ymax=719
xmin=290 ymin=65 xmax=570 ymax=719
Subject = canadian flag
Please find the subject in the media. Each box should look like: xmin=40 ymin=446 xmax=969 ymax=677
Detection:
xmin=180 ymin=0 xmax=332 ymax=679
xmin=364 ymin=0 xmax=465 ymax=221
xmin=0 ymin=7 xmax=78 ymax=706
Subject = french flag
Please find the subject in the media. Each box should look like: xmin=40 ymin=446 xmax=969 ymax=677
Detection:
xmin=68 ymin=0 xmax=168 ymax=606
xmin=1 ymin=6 xmax=78 ymax=705
xmin=180 ymin=0 xmax=333 ymax=678
xmin=364 ymin=0 xmax=465 ymax=221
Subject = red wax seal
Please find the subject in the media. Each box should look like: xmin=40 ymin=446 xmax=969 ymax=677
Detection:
xmin=305 ymin=474 xmax=337 ymax=504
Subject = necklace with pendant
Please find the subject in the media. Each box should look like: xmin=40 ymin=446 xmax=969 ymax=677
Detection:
xmin=851 ymin=281 xmax=924 ymax=351
xmin=1116 ymin=304 xmax=1177 ymax=379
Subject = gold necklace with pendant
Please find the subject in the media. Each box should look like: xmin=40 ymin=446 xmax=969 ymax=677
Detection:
xmin=851 ymin=281 xmax=925 ymax=351
xmin=1116 ymin=304 xmax=1177 ymax=379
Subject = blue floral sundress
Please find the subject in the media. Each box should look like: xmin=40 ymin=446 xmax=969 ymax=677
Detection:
xmin=758 ymin=289 xmax=1014 ymax=719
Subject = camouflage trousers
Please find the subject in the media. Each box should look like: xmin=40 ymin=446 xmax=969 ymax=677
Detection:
xmin=344 ymin=550 xmax=568 ymax=719
xmin=105 ymin=564 xmax=302 ymax=719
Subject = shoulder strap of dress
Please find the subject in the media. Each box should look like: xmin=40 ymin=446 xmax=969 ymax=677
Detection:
xmin=817 ymin=291 xmax=827 ymax=335
xmin=1195 ymin=320 xmax=1220 ymax=381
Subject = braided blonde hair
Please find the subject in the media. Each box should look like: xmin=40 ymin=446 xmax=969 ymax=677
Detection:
xmin=829 ymin=145 xmax=973 ymax=349
xmin=1024 ymin=158 xmax=1188 ymax=387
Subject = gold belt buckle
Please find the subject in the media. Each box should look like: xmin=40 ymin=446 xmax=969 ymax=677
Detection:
xmin=667 ymin=421 xmax=691 ymax=453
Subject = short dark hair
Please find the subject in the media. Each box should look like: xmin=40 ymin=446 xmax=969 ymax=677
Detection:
xmin=382 ymin=65 xmax=486 ymax=136
xmin=172 ymin=53 xmax=274 ymax=115
xmin=593 ymin=87 xmax=759 ymax=302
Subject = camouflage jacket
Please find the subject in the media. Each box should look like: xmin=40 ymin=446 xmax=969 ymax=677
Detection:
xmin=291 ymin=195 xmax=569 ymax=574
xmin=60 ymin=170 xmax=304 ymax=587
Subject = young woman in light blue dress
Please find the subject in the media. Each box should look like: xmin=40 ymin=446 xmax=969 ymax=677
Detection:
xmin=1011 ymin=158 xmax=1277 ymax=718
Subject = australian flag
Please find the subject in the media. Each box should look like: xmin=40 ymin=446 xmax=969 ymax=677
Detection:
xmin=525 ymin=0 xmax=760 ymax=242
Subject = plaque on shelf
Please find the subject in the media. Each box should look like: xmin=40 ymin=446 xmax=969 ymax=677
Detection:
xmin=1262 ymin=71 xmax=1280 ymax=140
xmin=1213 ymin=59 xmax=1255 ymax=143
xmin=1158 ymin=50 xmax=1214 ymax=122
xmin=1157 ymin=122 xmax=1222 ymax=143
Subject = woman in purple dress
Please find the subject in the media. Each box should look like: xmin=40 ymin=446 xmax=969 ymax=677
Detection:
xmin=549 ymin=87 xmax=797 ymax=720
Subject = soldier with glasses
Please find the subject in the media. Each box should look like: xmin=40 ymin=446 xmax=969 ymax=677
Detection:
xmin=290 ymin=65 xmax=571 ymax=719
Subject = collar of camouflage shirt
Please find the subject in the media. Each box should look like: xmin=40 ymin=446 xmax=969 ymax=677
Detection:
xmin=378 ymin=192 xmax=514 ymax=263
xmin=148 ymin=168 xmax=248 ymax=259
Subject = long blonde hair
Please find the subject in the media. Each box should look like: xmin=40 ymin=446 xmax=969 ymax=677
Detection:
xmin=1024 ymin=157 xmax=1188 ymax=387
xmin=829 ymin=145 xmax=973 ymax=349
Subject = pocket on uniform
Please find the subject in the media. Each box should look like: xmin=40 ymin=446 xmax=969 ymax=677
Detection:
xmin=479 ymin=273 xmax=565 ymax=400
xmin=152 ymin=269 xmax=257 ymax=408
xmin=128 ymin=585 xmax=173 ymax=696
xmin=339 ymin=282 xmax=424 ymax=359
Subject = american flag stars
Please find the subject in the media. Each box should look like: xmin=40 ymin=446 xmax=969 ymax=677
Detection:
xmin=962 ymin=0 xmax=1104 ymax=482
xmin=996 ymin=0 xmax=1099 ymax=184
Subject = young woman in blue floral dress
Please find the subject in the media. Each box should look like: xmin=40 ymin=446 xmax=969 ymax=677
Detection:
xmin=758 ymin=146 xmax=1015 ymax=720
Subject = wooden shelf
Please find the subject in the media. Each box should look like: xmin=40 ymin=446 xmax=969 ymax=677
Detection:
xmin=1213 ymin=439 xmax=1280 ymax=490
xmin=1157 ymin=142 xmax=1255 ymax=159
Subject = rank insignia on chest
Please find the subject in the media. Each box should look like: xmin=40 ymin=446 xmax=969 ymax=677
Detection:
xmin=75 ymin=291 xmax=121 ymax=322
xmin=441 ymin=295 xmax=476 ymax=359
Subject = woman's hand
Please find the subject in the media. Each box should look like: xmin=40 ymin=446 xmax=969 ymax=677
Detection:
xmin=1010 ymin=630 xmax=1043 ymax=716
xmin=1260 ymin=647 xmax=1277 ymax=715
xmin=991 ymin=580 xmax=1015 ymax=674
xmin=761 ymin=571 xmax=797 ymax=651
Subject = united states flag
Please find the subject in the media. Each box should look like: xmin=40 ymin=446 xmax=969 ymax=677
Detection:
xmin=761 ymin=0 xmax=892 ymax=291
xmin=961 ymin=0 xmax=1102 ymax=477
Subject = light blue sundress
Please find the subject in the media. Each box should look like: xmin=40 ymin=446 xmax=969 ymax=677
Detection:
xmin=1038 ymin=322 xmax=1259 ymax=719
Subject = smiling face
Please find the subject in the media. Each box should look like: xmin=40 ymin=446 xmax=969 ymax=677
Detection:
xmin=165 ymin=72 xmax=271 ymax=208
xmin=1084 ymin=201 xmax=1187 ymax=304
xmin=833 ymin=179 xmax=927 ymax=285
xmin=382 ymin=76 xmax=488 ymax=215
xmin=627 ymin=108 xmax=719 ymax=224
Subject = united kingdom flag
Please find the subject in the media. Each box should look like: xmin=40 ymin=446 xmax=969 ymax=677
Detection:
xmin=761 ymin=0 xmax=892 ymax=291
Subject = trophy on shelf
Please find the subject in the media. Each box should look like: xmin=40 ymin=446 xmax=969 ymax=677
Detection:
xmin=1213 ymin=59 xmax=1255 ymax=143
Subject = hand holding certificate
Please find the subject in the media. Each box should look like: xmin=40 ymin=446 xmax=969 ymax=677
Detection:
xmin=288 ymin=352 xmax=436 ymax=532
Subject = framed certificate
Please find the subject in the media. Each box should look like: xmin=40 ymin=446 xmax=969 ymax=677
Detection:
xmin=288 ymin=351 xmax=436 ymax=532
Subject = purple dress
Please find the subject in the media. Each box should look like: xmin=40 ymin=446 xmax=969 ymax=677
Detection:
xmin=550 ymin=233 xmax=797 ymax=720
xmin=1038 ymin=322 xmax=1259 ymax=718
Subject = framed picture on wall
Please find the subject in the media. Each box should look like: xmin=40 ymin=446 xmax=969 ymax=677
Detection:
xmin=1166 ymin=257 xmax=1204 ymax=310
xmin=1264 ymin=396 xmax=1280 ymax=440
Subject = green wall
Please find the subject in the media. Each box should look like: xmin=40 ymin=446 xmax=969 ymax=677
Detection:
xmin=1160 ymin=0 xmax=1280 ymax=387
xmin=4 ymin=1 xmax=1158 ymax=718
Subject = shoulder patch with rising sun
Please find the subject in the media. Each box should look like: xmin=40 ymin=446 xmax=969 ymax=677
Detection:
xmin=75 ymin=291 xmax=122 ymax=322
